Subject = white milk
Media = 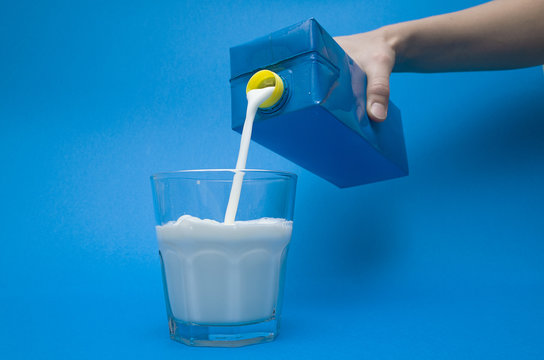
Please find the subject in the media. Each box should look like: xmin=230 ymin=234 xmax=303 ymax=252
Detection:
xmin=224 ymin=86 xmax=275 ymax=224
xmin=156 ymin=215 xmax=292 ymax=324
xmin=156 ymin=86 xmax=289 ymax=325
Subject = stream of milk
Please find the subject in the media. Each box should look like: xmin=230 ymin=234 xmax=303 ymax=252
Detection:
xmin=224 ymin=86 xmax=275 ymax=224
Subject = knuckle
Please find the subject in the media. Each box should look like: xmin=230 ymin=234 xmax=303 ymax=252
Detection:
xmin=367 ymin=81 xmax=390 ymax=97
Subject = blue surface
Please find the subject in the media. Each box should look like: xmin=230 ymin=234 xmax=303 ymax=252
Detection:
xmin=1 ymin=0 xmax=543 ymax=358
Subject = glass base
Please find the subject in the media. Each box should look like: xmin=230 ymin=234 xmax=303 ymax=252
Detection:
xmin=168 ymin=316 xmax=280 ymax=347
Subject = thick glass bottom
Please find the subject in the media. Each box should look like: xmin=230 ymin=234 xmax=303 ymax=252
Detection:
xmin=167 ymin=316 xmax=280 ymax=347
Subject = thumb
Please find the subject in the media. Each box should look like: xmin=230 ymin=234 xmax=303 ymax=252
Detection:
xmin=365 ymin=67 xmax=391 ymax=122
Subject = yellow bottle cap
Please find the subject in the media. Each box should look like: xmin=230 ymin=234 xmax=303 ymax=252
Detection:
xmin=246 ymin=70 xmax=284 ymax=108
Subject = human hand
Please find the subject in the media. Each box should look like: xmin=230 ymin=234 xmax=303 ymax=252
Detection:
xmin=335 ymin=28 xmax=396 ymax=122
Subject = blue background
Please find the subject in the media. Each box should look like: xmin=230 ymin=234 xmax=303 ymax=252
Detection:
xmin=2 ymin=0 xmax=543 ymax=358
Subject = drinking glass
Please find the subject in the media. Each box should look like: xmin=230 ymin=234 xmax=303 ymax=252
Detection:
xmin=150 ymin=169 xmax=297 ymax=347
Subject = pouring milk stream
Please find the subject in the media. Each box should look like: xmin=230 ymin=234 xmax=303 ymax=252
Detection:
xmin=224 ymin=86 xmax=276 ymax=224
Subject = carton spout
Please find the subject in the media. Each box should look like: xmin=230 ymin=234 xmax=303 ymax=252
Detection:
xmin=246 ymin=70 xmax=284 ymax=108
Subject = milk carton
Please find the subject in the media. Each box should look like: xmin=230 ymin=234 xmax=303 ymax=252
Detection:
xmin=230 ymin=18 xmax=409 ymax=188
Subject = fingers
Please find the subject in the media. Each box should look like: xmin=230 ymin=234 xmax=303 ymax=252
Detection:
xmin=335 ymin=33 xmax=394 ymax=122
xmin=365 ymin=65 xmax=391 ymax=122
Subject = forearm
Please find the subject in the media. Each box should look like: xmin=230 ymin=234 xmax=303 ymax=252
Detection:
xmin=385 ymin=0 xmax=544 ymax=72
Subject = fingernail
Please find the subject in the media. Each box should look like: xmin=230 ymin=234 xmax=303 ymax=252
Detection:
xmin=370 ymin=102 xmax=387 ymax=120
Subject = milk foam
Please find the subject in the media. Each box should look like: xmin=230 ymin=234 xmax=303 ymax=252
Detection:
xmin=157 ymin=215 xmax=292 ymax=324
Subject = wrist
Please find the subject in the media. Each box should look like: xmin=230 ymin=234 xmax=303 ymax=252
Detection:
xmin=381 ymin=22 xmax=412 ymax=72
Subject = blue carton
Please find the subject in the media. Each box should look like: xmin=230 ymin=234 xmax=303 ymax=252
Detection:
xmin=230 ymin=18 xmax=408 ymax=188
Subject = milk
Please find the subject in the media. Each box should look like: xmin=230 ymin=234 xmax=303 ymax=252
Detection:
xmin=224 ymin=86 xmax=275 ymax=224
xmin=156 ymin=215 xmax=292 ymax=324
xmin=156 ymin=86 xmax=292 ymax=325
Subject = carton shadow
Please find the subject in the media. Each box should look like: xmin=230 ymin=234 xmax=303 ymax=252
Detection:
xmin=296 ymin=87 xmax=544 ymax=297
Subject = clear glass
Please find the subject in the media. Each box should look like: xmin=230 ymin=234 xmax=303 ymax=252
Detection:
xmin=150 ymin=169 xmax=297 ymax=347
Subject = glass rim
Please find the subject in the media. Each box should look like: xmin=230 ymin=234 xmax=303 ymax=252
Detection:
xmin=151 ymin=169 xmax=297 ymax=181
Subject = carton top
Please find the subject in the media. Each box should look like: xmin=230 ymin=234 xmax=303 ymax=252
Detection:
xmin=230 ymin=18 xmax=343 ymax=79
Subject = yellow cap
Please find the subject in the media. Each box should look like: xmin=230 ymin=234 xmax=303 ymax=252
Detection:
xmin=246 ymin=70 xmax=284 ymax=108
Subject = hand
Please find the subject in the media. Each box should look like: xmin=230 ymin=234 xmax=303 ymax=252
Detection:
xmin=335 ymin=0 xmax=544 ymax=123
xmin=335 ymin=28 xmax=396 ymax=122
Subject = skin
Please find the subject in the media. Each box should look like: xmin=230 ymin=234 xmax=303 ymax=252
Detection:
xmin=335 ymin=0 xmax=544 ymax=122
